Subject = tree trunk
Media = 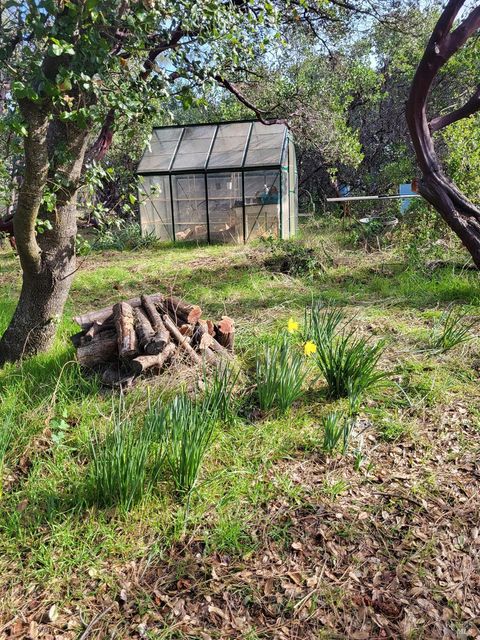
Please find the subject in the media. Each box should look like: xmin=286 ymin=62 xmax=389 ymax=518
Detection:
xmin=0 ymin=108 xmax=89 ymax=365
xmin=406 ymin=0 xmax=480 ymax=268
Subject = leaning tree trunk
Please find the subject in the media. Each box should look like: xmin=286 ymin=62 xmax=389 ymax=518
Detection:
xmin=0 ymin=103 xmax=89 ymax=365
xmin=406 ymin=0 xmax=480 ymax=268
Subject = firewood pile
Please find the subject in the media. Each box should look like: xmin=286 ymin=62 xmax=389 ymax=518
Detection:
xmin=71 ymin=293 xmax=234 ymax=386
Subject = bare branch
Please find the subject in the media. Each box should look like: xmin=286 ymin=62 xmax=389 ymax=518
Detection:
xmin=214 ymin=76 xmax=287 ymax=125
xmin=430 ymin=85 xmax=480 ymax=132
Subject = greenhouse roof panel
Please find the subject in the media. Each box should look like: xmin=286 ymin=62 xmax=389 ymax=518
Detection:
xmin=138 ymin=121 xmax=289 ymax=173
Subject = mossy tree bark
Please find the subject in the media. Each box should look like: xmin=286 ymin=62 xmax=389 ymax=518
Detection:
xmin=0 ymin=102 xmax=88 ymax=365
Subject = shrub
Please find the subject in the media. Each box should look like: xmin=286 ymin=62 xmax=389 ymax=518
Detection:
xmin=430 ymin=306 xmax=476 ymax=352
xmin=87 ymin=417 xmax=154 ymax=510
xmin=263 ymin=238 xmax=322 ymax=278
xmin=256 ymin=334 xmax=306 ymax=414
xmin=93 ymin=222 xmax=160 ymax=251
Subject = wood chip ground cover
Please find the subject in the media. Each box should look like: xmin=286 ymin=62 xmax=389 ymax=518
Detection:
xmin=0 ymin=222 xmax=479 ymax=639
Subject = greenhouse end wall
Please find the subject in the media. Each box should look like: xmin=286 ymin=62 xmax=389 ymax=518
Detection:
xmin=138 ymin=121 xmax=297 ymax=244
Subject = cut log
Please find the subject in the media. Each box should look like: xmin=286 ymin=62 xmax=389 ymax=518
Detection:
xmin=179 ymin=324 xmax=194 ymax=337
xmin=192 ymin=322 xmax=233 ymax=361
xmin=101 ymin=363 xmax=135 ymax=388
xmin=71 ymin=331 xmax=86 ymax=348
xmin=74 ymin=294 xmax=164 ymax=330
xmin=141 ymin=295 xmax=170 ymax=351
xmin=163 ymin=314 xmax=203 ymax=365
xmin=197 ymin=332 xmax=219 ymax=365
xmin=135 ymin=307 xmax=168 ymax=355
xmin=113 ymin=302 xmax=138 ymax=359
xmin=134 ymin=306 xmax=155 ymax=348
xmin=164 ymin=295 xmax=202 ymax=325
xmin=215 ymin=316 xmax=235 ymax=352
xmin=206 ymin=319 xmax=215 ymax=336
xmin=130 ymin=342 xmax=176 ymax=376
xmin=84 ymin=318 xmax=114 ymax=342
xmin=76 ymin=329 xmax=118 ymax=366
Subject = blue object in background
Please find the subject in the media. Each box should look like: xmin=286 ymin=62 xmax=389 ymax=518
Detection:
xmin=339 ymin=184 xmax=351 ymax=197
xmin=399 ymin=183 xmax=416 ymax=213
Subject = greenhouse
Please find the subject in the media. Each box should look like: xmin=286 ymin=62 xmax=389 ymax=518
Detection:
xmin=137 ymin=120 xmax=298 ymax=244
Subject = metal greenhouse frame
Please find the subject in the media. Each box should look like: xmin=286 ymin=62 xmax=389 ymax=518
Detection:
xmin=137 ymin=119 xmax=298 ymax=244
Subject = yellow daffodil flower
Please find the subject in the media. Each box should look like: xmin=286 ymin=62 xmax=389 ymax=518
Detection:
xmin=304 ymin=340 xmax=317 ymax=356
xmin=287 ymin=318 xmax=299 ymax=333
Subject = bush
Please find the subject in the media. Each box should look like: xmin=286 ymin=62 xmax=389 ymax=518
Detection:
xmin=263 ymin=238 xmax=323 ymax=277
xmin=256 ymin=334 xmax=306 ymax=414
xmin=93 ymin=222 xmax=160 ymax=251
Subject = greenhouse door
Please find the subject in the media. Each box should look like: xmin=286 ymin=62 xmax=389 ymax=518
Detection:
xmin=171 ymin=174 xmax=208 ymax=242
xmin=139 ymin=175 xmax=173 ymax=241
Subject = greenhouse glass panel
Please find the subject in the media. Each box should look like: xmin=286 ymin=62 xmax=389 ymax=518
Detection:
xmin=207 ymin=172 xmax=243 ymax=243
xmin=244 ymin=122 xmax=286 ymax=167
xmin=172 ymin=174 xmax=208 ymax=241
xmin=139 ymin=175 xmax=173 ymax=240
xmin=281 ymin=166 xmax=289 ymax=238
xmin=137 ymin=128 xmax=182 ymax=173
xmin=288 ymin=138 xmax=298 ymax=236
xmin=173 ymin=125 xmax=216 ymax=171
xmin=208 ymin=122 xmax=251 ymax=169
xmin=243 ymin=170 xmax=280 ymax=241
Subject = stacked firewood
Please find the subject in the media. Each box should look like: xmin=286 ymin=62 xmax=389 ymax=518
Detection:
xmin=71 ymin=293 xmax=234 ymax=385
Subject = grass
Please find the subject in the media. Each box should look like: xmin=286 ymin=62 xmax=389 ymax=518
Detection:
xmin=0 ymin=217 xmax=479 ymax=637
xmin=429 ymin=305 xmax=477 ymax=352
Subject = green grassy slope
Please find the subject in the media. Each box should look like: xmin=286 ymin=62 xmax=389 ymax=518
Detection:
xmin=0 ymin=221 xmax=479 ymax=638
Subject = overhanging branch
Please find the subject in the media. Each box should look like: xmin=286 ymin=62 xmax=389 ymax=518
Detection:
xmin=429 ymin=85 xmax=480 ymax=132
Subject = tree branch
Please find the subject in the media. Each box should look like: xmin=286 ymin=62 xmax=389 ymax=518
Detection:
xmin=214 ymin=76 xmax=287 ymax=125
xmin=430 ymin=85 xmax=480 ymax=132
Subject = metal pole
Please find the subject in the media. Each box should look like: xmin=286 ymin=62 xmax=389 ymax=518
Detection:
xmin=326 ymin=194 xmax=421 ymax=203
xmin=168 ymin=174 xmax=175 ymax=242
xmin=241 ymin=123 xmax=254 ymax=245
xmin=204 ymin=173 xmax=211 ymax=244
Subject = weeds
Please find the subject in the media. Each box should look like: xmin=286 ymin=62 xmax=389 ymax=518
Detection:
xmin=263 ymin=238 xmax=323 ymax=277
xmin=256 ymin=334 xmax=306 ymax=414
xmin=430 ymin=306 xmax=476 ymax=352
xmin=93 ymin=222 xmax=161 ymax=251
